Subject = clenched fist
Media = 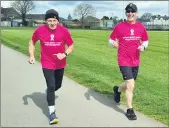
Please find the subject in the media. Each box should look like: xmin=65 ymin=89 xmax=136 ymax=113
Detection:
xmin=29 ymin=56 xmax=35 ymax=64
xmin=138 ymin=45 xmax=145 ymax=52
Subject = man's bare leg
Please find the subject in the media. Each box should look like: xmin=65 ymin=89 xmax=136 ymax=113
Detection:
xmin=125 ymin=79 xmax=135 ymax=108
xmin=118 ymin=82 xmax=127 ymax=92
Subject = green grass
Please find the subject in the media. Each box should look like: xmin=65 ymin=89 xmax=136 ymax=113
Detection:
xmin=1 ymin=27 xmax=168 ymax=125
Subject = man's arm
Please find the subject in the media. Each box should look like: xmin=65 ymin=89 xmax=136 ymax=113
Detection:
xmin=64 ymin=28 xmax=74 ymax=56
xmin=28 ymin=27 xmax=39 ymax=64
xmin=138 ymin=25 xmax=149 ymax=52
xmin=109 ymin=26 xmax=119 ymax=48
xmin=28 ymin=40 xmax=35 ymax=64
xmin=29 ymin=40 xmax=35 ymax=57
xmin=109 ymin=38 xmax=119 ymax=48
xmin=65 ymin=44 xmax=74 ymax=56
xmin=55 ymin=28 xmax=74 ymax=60
xmin=138 ymin=40 xmax=148 ymax=52
xmin=54 ymin=44 xmax=74 ymax=60
xmin=141 ymin=40 xmax=148 ymax=49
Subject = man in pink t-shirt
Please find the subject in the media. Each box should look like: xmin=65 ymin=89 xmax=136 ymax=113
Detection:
xmin=109 ymin=3 xmax=149 ymax=120
xmin=28 ymin=9 xmax=74 ymax=124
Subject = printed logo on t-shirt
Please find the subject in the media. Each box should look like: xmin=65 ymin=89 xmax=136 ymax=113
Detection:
xmin=44 ymin=41 xmax=62 ymax=46
xmin=50 ymin=34 xmax=55 ymax=41
xmin=130 ymin=29 xmax=134 ymax=35
xmin=122 ymin=29 xmax=141 ymax=41
xmin=42 ymin=34 xmax=62 ymax=46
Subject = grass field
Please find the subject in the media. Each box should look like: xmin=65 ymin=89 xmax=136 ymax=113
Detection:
xmin=1 ymin=27 xmax=168 ymax=125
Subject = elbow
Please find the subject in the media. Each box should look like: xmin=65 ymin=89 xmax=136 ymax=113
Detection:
xmin=29 ymin=40 xmax=34 ymax=46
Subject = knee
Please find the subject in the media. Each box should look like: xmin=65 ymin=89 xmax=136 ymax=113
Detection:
xmin=55 ymin=84 xmax=61 ymax=91
xmin=125 ymin=79 xmax=135 ymax=92
xmin=48 ymin=85 xmax=55 ymax=92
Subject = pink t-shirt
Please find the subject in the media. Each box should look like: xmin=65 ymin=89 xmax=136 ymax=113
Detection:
xmin=110 ymin=21 xmax=149 ymax=66
xmin=32 ymin=24 xmax=73 ymax=69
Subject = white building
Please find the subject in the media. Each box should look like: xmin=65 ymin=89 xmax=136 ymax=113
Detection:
xmin=146 ymin=15 xmax=169 ymax=25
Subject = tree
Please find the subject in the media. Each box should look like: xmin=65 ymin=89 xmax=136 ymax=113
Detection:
xmin=136 ymin=17 xmax=142 ymax=22
xmin=83 ymin=16 xmax=98 ymax=27
xmin=72 ymin=19 xmax=80 ymax=23
xmin=73 ymin=3 xmax=96 ymax=28
xmin=101 ymin=16 xmax=109 ymax=27
xmin=101 ymin=16 xmax=109 ymax=20
xmin=140 ymin=12 xmax=152 ymax=22
xmin=112 ymin=16 xmax=118 ymax=25
xmin=10 ymin=0 xmax=35 ymax=26
xmin=118 ymin=19 xmax=123 ymax=22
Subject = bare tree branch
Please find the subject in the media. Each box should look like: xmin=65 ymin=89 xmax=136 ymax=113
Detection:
xmin=73 ymin=3 xmax=96 ymax=28
xmin=140 ymin=12 xmax=152 ymax=22
xmin=10 ymin=0 xmax=35 ymax=26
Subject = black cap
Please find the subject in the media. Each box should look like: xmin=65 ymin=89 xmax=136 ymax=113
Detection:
xmin=45 ymin=9 xmax=59 ymax=21
xmin=125 ymin=3 xmax=137 ymax=12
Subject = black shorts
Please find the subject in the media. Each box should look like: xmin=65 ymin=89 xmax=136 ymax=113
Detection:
xmin=119 ymin=66 xmax=139 ymax=80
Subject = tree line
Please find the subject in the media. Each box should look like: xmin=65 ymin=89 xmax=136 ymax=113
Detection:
xmin=9 ymin=0 xmax=165 ymax=27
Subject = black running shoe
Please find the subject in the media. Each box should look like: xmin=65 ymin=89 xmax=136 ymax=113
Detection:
xmin=126 ymin=108 xmax=137 ymax=120
xmin=113 ymin=85 xmax=121 ymax=103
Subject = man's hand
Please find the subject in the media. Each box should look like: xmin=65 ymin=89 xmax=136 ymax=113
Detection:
xmin=113 ymin=41 xmax=119 ymax=48
xmin=29 ymin=56 xmax=35 ymax=64
xmin=138 ymin=45 xmax=145 ymax=52
xmin=113 ymin=39 xmax=119 ymax=48
xmin=54 ymin=53 xmax=66 ymax=60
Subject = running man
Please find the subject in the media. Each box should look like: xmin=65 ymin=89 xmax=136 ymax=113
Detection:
xmin=28 ymin=9 xmax=74 ymax=124
xmin=109 ymin=3 xmax=149 ymax=120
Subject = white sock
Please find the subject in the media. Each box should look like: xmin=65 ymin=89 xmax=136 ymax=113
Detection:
xmin=48 ymin=106 xmax=55 ymax=114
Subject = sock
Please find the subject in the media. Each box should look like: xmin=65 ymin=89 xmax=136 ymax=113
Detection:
xmin=48 ymin=106 xmax=55 ymax=114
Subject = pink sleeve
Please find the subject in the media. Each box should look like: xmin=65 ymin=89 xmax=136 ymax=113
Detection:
xmin=31 ymin=28 xmax=39 ymax=44
xmin=109 ymin=26 xmax=118 ymax=40
xmin=64 ymin=28 xmax=74 ymax=46
xmin=141 ymin=26 xmax=149 ymax=41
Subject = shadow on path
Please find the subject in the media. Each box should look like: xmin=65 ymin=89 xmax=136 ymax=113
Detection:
xmin=84 ymin=89 xmax=126 ymax=115
xmin=22 ymin=92 xmax=58 ymax=119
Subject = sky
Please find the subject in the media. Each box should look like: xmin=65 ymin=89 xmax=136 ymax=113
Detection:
xmin=1 ymin=1 xmax=169 ymax=20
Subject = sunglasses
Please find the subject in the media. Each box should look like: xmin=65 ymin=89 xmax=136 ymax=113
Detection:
xmin=126 ymin=10 xmax=136 ymax=13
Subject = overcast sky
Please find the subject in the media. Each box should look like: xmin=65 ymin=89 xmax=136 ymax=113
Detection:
xmin=1 ymin=1 xmax=168 ymax=19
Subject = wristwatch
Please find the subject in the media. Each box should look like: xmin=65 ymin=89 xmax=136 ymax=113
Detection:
xmin=142 ymin=45 xmax=146 ymax=50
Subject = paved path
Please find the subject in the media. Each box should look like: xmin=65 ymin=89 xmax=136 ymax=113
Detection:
xmin=1 ymin=45 xmax=168 ymax=127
